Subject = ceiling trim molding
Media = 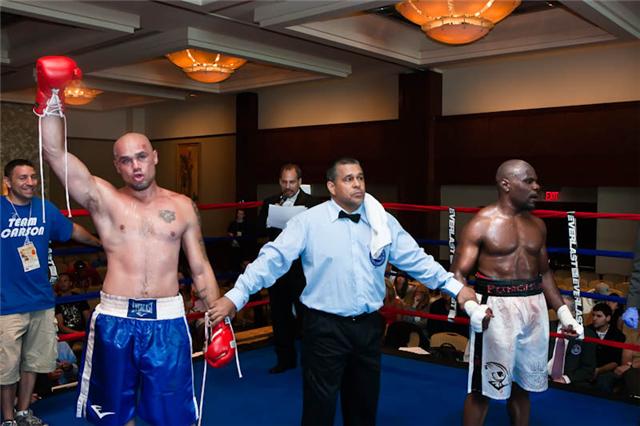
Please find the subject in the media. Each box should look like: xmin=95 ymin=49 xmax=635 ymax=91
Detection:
xmin=83 ymin=77 xmax=189 ymax=101
xmin=254 ymin=1 xmax=389 ymax=28
xmin=185 ymin=27 xmax=352 ymax=77
xmin=561 ymin=0 xmax=640 ymax=39
xmin=0 ymin=0 xmax=140 ymax=33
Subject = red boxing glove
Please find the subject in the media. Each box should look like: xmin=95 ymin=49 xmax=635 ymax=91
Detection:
xmin=205 ymin=319 xmax=236 ymax=368
xmin=34 ymin=56 xmax=82 ymax=116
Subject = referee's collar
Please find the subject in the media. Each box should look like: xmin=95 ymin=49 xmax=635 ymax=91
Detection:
xmin=327 ymin=199 xmax=368 ymax=225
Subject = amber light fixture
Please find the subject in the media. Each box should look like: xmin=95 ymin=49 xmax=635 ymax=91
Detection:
xmin=396 ymin=0 xmax=521 ymax=45
xmin=166 ymin=49 xmax=247 ymax=83
xmin=64 ymin=80 xmax=103 ymax=105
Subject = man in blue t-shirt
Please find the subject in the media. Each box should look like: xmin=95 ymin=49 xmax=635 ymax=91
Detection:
xmin=1 ymin=159 xmax=100 ymax=426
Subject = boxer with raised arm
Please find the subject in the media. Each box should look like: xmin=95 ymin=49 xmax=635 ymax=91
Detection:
xmin=35 ymin=56 xmax=229 ymax=426
xmin=452 ymin=159 xmax=583 ymax=426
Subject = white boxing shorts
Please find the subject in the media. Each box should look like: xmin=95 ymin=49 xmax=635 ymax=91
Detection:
xmin=467 ymin=274 xmax=549 ymax=400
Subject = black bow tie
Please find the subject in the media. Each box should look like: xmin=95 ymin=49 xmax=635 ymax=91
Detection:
xmin=339 ymin=210 xmax=361 ymax=223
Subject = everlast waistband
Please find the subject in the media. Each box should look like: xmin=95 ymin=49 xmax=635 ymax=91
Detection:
xmin=475 ymin=273 xmax=543 ymax=297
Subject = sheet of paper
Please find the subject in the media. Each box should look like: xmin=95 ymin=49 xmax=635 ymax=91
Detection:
xmin=267 ymin=205 xmax=307 ymax=229
xmin=398 ymin=347 xmax=430 ymax=355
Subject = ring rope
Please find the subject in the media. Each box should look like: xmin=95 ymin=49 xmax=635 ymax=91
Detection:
xmin=51 ymin=239 xmax=635 ymax=260
xmin=56 ymin=300 xmax=640 ymax=353
xmin=59 ymin=201 xmax=640 ymax=221
xmin=380 ymin=306 xmax=640 ymax=352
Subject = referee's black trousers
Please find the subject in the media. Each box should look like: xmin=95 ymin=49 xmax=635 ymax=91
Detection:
xmin=301 ymin=307 xmax=385 ymax=426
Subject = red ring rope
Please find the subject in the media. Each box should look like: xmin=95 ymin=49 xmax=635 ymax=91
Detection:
xmin=58 ymin=302 xmax=640 ymax=352
xmin=61 ymin=201 xmax=640 ymax=221
xmin=380 ymin=306 xmax=640 ymax=352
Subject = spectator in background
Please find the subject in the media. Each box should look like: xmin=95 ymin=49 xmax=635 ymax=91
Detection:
xmin=51 ymin=341 xmax=78 ymax=386
xmin=589 ymin=303 xmax=626 ymax=392
xmin=55 ymin=272 xmax=91 ymax=357
xmin=613 ymin=328 xmax=640 ymax=398
xmin=427 ymin=290 xmax=469 ymax=338
xmin=55 ymin=272 xmax=91 ymax=334
xmin=68 ymin=259 xmax=102 ymax=292
xmin=404 ymin=286 xmax=430 ymax=329
xmin=256 ymin=163 xmax=317 ymax=374
xmin=594 ymin=282 xmax=624 ymax=331
xmin=32 ymin=341 xmax=80 ymax=400
xmin=393 ymin=273 xmax=410 ymax=301
xmin=622 ymin=226 xmax=639 ymax=329
xmin=227 ymin=209 xmax=256 ymax=273
xmin=548 ymin=296 xmax=597 ymax=389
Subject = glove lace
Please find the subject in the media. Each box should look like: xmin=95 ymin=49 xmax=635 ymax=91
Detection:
xmin=197 ymin=315 xmax=243 ymax=426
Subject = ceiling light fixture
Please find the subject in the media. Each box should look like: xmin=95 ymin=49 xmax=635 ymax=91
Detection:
xmin=396 ymin=0 xmax=521 ymax=45
xmin=166 ymin=49 xmax=247 ymax=83
xmin=64 ymin=80 xmax=103 ymax=105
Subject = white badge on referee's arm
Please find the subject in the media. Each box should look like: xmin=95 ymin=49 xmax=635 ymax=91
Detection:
xmin=18 ymin=241 xmax=40 ymax=272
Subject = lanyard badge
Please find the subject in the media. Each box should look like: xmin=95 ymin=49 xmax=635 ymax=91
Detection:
xmin=18 ymin=241 xmax=40 ymax=272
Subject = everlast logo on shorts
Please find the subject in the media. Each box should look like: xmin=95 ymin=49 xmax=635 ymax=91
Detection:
xmin=128 ymin=300 xmax=157 ymax=319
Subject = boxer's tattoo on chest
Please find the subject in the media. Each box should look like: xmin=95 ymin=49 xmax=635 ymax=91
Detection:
xmin=159 ymin=210 xmax=176 ymax=223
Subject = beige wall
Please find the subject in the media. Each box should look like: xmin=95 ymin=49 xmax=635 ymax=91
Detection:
xmin=66 ymin=109 xmax=131 ymax=140
xmin=257 ymin=68 xmax=399 ymax=129
xmin=596 ymin=187 xmax=640 ymax=275
xmin=441 ymin=42 xmax=640 ymax=116
xmin=144 ymin=94 xmax=235 ymax=140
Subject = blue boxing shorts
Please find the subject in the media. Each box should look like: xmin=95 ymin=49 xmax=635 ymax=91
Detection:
xmin=76 ymin=292 xmax=198 ymax=426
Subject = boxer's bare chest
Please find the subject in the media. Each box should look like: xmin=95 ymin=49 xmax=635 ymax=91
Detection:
xmin=100 ymin=197 xmax=186 ymax=247
xmin=482 ymin=215 xmax=543 ymax=258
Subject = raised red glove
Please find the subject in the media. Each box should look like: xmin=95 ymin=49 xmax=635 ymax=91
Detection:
xmin=34 ymin=56 xmax=82 ymax=116
xmin=205 ymin=319 xmax=236 ymax=368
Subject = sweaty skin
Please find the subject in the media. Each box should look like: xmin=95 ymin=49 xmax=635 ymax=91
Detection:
xmin=41 ymin=117 xmax=218 ymax=304
xmin=452 ymin=159 xmax=571 ymax=426
xmin=452 ymin=160 xmax=564 ymax=311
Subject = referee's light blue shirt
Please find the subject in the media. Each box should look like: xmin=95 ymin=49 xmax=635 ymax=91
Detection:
xmin=225 ymin=199 xmax=463 ymax=317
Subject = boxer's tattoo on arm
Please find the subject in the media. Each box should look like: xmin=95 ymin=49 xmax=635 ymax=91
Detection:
xmin=190 ymin=200 xmax=207 ymax=255
xmin=191 ymin=200 xmax=202 ymax=226
xmin=193 ymin=287 xmax=207 ymax=299
xmin=159 ymin=209 xmax=176 ymax=223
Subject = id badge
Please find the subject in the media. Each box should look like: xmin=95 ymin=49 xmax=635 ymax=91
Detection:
xmin=18 ymin=242 xmax=40 ymax=272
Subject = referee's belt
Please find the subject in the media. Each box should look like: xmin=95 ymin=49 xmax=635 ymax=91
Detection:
xmin=475 ymin=273 xmax=543 ymax=297
xmin=305 ymin=306 xmax=380 ymax=322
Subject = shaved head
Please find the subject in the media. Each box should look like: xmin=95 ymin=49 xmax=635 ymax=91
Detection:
xmin=495 ymin=159 xmax=534 ymax=186
xmin=113 ymin=133 xmax=153 ymax=157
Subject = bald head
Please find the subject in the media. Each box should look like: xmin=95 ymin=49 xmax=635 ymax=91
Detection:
xmin=113 ymin=133 xmax=153 ymax=158
xmin=495 ymin=159 xmax=534 ymax=186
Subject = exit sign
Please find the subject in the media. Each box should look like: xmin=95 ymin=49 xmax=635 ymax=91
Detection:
xmin=545 ymin=191 xmax=560 ymax=201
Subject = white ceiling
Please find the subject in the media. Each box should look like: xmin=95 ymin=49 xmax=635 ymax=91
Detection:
xmin=1 ymin=0 xmax=639 ymax=111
